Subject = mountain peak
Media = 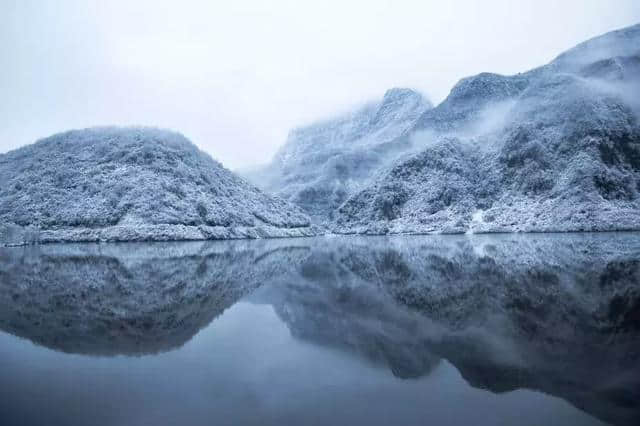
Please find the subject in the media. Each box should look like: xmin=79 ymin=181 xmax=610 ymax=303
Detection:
xmin=371 ymin=87 xmax=432 ymax=128
xmin=381 ymin=88 xmax=428 ymax=105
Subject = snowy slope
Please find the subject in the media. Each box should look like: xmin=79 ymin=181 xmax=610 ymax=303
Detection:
xmin=244 ymin=88 xmax=432 ymax=222
xmin=335 ymin=23 xmax=640 ymax=234
xmin=0 ymin=127 xmax=315 ymax=245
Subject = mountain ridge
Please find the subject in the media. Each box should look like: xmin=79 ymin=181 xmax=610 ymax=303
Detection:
xmin=280 ymin=22 xmax=640 ymax=234
xmin=245 ymin=23 xmax=640 ymax=235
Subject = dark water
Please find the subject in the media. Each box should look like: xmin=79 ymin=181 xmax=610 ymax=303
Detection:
xmin=0 ymin=234 xmax=639 ymax=426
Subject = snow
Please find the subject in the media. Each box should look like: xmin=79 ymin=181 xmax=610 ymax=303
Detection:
xmin=243 ymin=88 xmax=432 ymax=222
xmin=333 ymin=24 xmax=640 ymax=235
xmin=0 ymin=126 xmax=315 ymax=245
xmin=2 ymin=25 xmax=639 ymax=242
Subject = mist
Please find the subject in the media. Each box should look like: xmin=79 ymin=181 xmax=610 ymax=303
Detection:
xmin=1 ymin=0 xmax=639 ymax=169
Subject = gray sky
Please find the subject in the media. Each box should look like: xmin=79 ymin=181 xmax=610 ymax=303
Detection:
xmin=2 ymin=0 xmax=639 ymax=169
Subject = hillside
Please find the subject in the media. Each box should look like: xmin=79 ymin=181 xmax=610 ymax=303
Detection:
xmin=0 ymin=127 xmax=314 ymax=245
xmin=244 ymin=88 xmax=432 ymax=222
xmin=335 ymin=23 xmax=640 ymax=234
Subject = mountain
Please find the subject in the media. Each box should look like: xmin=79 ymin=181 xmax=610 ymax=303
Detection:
xmin=0 ymin=127 xmax=315 ymax=245
xmin=334 ymin=23 xmax=640 ymax=234
xmin=244 ymin=88 xmax=432 ymax=222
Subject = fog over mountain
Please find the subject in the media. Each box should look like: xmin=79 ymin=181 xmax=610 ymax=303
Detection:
xmin=249 ymin=24 xmax=640 ymax=234
xmin=4 ymin=1 xmax=638 ymax=170
xmin=245 ymin=88 xmax=432 ymax=222
xmin=1 ymin=25 xmax=639 ymax=245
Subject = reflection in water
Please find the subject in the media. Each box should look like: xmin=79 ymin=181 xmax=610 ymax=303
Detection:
xmin=0 ymin=240 xmax=309 ymax=355
xmin=0 ymin=234 xmax=639 ymax=425
xmin=255 ymin=234 xmax=640 ymax=426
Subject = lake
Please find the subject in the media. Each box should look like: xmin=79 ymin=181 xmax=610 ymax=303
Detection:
xmin=0 ymin=233 xmax=638 ymax=426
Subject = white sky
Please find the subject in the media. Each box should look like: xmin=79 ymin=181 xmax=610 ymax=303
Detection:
xmin=1 ymin=0 xmax=639 ymax=169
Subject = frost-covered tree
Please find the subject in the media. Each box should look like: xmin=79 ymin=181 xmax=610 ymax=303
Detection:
xmin=335 ymin=23 xmax=640 ymax=234
xmin=0 ymin=127 xmax=314 ymax=245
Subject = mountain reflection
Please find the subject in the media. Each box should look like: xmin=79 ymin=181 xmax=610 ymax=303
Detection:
xmin=0 ymin=234 xmax=638 ymax=425
xmin=257 ymin=234 xmax=640 ymax=426
xmin=0 ymin=240 xmax=309 ymax=355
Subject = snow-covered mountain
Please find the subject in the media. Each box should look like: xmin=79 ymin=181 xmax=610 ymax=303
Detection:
xmin=245 ymin=88 xmax=432 ymax=222
xmin=335 ymin=23 xmax=640 ymax=234
xmin=0 ymin=127 xmax=315 ymax=245
xmin=3 ymin=25 xmax=638 ymax=240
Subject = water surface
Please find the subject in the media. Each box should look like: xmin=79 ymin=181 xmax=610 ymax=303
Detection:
xmin=0 ymin=234 xmax=638 ymax=426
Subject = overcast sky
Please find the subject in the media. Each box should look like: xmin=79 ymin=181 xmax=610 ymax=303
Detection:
xmin=2 ymin=0 xmax=639 ymax=169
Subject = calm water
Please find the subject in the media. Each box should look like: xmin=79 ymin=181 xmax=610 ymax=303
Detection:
xmin=0 ymin=234 xmax=639 ymax=426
